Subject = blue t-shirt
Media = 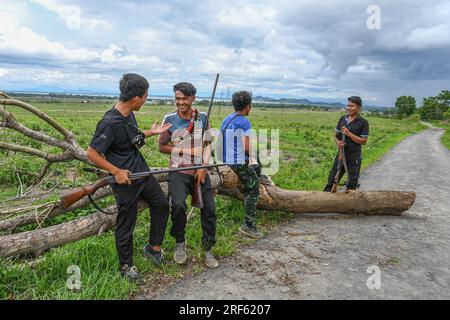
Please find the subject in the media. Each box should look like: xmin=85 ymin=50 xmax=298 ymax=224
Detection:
xmin=220 ymin=112 xmax=252 ymax=164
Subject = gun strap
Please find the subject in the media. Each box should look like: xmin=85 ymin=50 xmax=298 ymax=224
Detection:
xmin=88 ymin=194 xmax=114 ymax=215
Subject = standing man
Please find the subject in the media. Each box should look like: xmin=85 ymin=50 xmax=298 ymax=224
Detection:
xmin=87 ymin=74 xmax=172 ymax=281
xmin=220 ymin=91 xmax=263 ymax=239
xmin=158 ymin=82 xmax=219 ymax=268
xmin=323 ymin=96 xmax=369 ymax=192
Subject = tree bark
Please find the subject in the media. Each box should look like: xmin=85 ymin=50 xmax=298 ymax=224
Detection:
xmin=0 ymin=167 xmax=415 ymax=257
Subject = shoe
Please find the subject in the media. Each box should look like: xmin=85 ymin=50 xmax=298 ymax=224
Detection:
xmin=143 ymin=245 xmax=164 ymax=267
xmin=204 ymin=250 xmax=219 ymax=268
xmin=119 ymin=264 xmax=141 ymax=282
xmin=239 ymin=224 xmax=264 ymax=239
xmin=174 ymin=242 xmax=187 ymax=264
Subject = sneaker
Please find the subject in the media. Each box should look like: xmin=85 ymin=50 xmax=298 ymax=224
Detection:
xmin=143 ymin=245 xmax=164 ymax=267
xmin=204 ymin=250 xmax=219 ymax=268
xmin=119 ymin=264 xmax=141 ymax=282
xmin=239 ymin=224 xmax=264 ymax=239
xmin=174 ymin=242 xmax=187 ymax=264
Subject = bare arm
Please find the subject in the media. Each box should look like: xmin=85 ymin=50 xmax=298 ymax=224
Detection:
xmin=143 ymin=121 xmax=172 ymax=138
xmin=86 ymin=146 xmax=131 ymax=184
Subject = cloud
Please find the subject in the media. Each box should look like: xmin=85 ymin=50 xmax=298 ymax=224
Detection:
xmin=29 ymin=0 xmax=81 ymax=30
xmin=0 ymin=68 xmax=8 ymax=78
xmin=0 ymin=0 xmax=449 ymax=106
xmin=403 ymin=25 xmax=450 ymax=50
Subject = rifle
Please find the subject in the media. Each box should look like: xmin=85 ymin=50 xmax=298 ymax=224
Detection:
xmin=61 ymin=163 xmax=227 ymax=211
xmin=331 ymin=128 xmax=349 ymax=193
xmin=191 ymin=73 xmax=220 ymax=208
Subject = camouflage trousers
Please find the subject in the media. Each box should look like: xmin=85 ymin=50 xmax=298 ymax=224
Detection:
xmin=231 ymin=164 xmax=260 ymax=229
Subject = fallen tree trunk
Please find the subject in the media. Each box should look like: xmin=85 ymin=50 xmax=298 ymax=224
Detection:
xmin=0 ymin=167 xmax=415 ymax=258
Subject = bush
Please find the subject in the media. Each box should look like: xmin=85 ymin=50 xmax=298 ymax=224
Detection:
xmin=395 ymin=96 xmax=416 ymax=118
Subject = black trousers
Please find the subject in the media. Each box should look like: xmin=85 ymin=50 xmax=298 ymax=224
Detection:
xmin=324 ymin=153 xmax=362 ymax=191
xmin=113 ymin=175 xmax=169 ymax=266
xmin=168 ymin=172 xmax=216 ymax=250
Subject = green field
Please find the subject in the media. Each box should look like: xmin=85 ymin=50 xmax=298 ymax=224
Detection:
xmin=0 ymin=101 xmax=426 ymax=299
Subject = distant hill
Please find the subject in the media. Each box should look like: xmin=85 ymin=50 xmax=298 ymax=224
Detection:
xmin=252 ymin=96 xmax=386 ymax=111
xmin=253 ymin=96 xmax=345 ymax=108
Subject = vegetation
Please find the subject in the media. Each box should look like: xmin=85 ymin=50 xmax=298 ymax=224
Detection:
xmin=418 ymin=90 xmax=450 ymax=121
xmin=0 ymin=100 xmax=425 ymax=299
xmin=395 ymin=96 xmax=416 ymax=118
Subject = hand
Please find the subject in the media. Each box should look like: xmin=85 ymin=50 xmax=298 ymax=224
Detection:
xmin=341 ymin=127 xmax=350 ymax=136
xmin=114 ymin=169 xmax=131 ymax=185
xmin=195 ymin=168 xmax=207 ymax=184
xmin=145 ymin=120 xmax=172 ymax=137
xmin=337 ymin=140 xmax=345 ymax=148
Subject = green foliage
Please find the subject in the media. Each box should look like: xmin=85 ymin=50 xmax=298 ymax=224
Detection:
xmin=0 ymin=101 xmax=425 ymax=299
xmin=395 ymin=95 xmax=416 ymax=118
xmin=419 ymin=90 xmax=450 ymax=120
xmin=432 ymin=120 xmax=450 ymax=150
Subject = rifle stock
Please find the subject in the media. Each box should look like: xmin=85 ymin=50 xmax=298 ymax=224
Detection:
xmin=191 ymin=179 xmax=204 ymax=209
xmin=60 ymin=177 xmax=112 ymax=209
xmin=331 ymin=147 xmax=343 ymax=193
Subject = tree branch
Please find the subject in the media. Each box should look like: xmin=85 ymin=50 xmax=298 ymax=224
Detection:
xmin=0 ymin=98 xmax=75 ymax=141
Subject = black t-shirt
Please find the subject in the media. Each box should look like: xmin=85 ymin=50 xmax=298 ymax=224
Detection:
xmin=335 ymin=115 xmax=369 ymax=158
xmin=89 ymin=107 xmax=149 ymax=190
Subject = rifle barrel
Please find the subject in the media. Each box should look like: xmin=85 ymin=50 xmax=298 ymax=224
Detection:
xmin=203 ymin=73 xmax=219 ymax=135
xmin=128 ymin=163 xmax=227 ymax=180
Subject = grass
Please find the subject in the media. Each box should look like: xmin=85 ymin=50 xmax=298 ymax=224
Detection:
xmin=438 ymin=121 xmax=450 ymax=150
xmin=0 ymin=100 xmax=425 ymax=299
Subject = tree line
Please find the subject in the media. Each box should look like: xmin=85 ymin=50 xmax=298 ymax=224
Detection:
xmin=393 ymin=90 xmax=450 ymax=120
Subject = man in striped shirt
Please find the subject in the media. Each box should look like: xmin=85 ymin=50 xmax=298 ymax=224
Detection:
xmin=158 ymin=82 xmax=219 ymax=269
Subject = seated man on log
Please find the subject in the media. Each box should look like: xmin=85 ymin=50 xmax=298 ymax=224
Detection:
xmin=323 ymin=96 xmax=369 ymax=192
xmin=219 ymin=90 xmax=263 ymax=239
xmin=158 ymin=82 xmax=219 ymax=269
xmin=86 ymin=73 xmax=172 ymax=281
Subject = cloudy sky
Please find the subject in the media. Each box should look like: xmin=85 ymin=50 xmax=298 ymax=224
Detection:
xmin=0 ymin=0 xmax=449 ymax=106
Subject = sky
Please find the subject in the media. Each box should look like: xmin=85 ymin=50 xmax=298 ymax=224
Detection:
xmin=0 ymin=0 xmax=449 ymax=107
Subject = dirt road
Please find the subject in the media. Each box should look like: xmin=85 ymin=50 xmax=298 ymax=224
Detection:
xmin=147 ymin=129 xmax=450 ymax=300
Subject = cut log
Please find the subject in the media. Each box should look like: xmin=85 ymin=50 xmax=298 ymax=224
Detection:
xmin=0 ymin=168 xmax=416 ymax=258
xmin=0 ymin=211 xmax=116 ymax=257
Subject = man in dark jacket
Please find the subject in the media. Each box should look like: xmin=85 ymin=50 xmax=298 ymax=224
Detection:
xmin=87 ymin=73 xmax=171 ymax=281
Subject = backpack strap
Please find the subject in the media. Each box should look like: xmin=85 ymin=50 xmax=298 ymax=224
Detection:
xmin=221 ymin=113 xmax=243 ymax=135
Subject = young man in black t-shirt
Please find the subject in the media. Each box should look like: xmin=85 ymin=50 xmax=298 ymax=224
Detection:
xmin=323 ymin=96 xmax=369 ymax=192
xmin=87 ymin=74 xmax=172 ymax=281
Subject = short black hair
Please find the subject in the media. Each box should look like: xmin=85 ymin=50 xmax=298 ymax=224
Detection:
xmin=173 ymin=82 xmax=196 ymax=96
xmin=348 ymin=96 xmax=362 ymax=107
xmin=232 ymin=91 xmax=252 ymax=111
xmin=119 ymin=73 xmax=149 ymax=102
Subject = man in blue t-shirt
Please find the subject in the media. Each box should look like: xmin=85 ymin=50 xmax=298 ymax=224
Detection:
xmin=220 ymin=91 xmax=263 ymax=239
